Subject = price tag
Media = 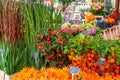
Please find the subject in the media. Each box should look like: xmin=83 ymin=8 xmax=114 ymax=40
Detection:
xmin=33 ymin=52 xmax=39 ymax=59
xmin=100 ymin=58 xmax=105 ymax=61
xmin=0 ymin=49 xmax=5 ymax=55
xmin=69 ymin=66 xmax=80 ymax=75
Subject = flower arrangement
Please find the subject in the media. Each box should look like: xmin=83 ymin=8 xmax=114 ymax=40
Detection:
xmin=96 ymin=17 xmax=115 ymax=29
xmin=12 ymin=67 xmax=120 ymax=80
xmin=36 ymin=29 xmax=72 ymax=67
xmin=85 ymin=13 xmax=96 ymax=23
xmin=104 ymin=17 xmax=115 ymax=28
xmin=61 ymin=21 xmax=96 ymax=35
xmin=90 ymin=2 xmax=109 ymax=17
xmin=96 ymin=20 xmax=107 ymax=29
xmin=61 ymin=22 xmax=84 ymax=34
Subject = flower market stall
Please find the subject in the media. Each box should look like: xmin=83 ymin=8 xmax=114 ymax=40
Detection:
xmin=0 ymin=0 xmax=120 ymax=80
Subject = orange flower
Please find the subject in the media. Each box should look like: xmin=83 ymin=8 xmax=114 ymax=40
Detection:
xmin=85 ymin=13 xmax=96 ymax=23
xmin=51 ymin=30 xmax=58 ymax=35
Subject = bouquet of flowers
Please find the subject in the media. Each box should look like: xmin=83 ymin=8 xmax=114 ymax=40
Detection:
xmin=90 ymin=2 xmax=110 ymax=17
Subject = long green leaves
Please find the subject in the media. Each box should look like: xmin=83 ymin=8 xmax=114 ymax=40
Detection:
xmin=0 ymin=1 xmax=62 ymax=75
xmin=24 ymin=2 xmax=62 ymax=44
xmin=0 ymin=39 xmax=25 ymax=75
xmin=23 ymin=2 xmax=62 ymax=68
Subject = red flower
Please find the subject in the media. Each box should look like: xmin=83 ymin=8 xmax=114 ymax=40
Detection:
xmin=51 ymin=30 xmax=58 ymax=35
xmin=48 ymin=54 xmax=54 ymax=59
xmin=58 ymin=53 xmax=62 ymax=57
xmin=46 ymin=35 xmax=51 ymax=41
xmin=43 ymin=52 xmax=48 ymax=56
xmin=51 ymin=48 xmax=56 ymax=51
xmin=41 ymin=37 xmax=46 ymax=42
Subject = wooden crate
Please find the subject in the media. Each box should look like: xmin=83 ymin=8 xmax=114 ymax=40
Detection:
xmin=101 ymin=25 xmax=120 ymax=40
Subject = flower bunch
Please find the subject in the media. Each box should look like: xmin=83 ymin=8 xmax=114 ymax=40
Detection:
xmin=104 ymin=17 xmax=115 ymax=28
xmin=12 ymin=67 xmax=120 ymax=80
xmin=90 ymin=2 xmax=108 ymax=17
xmin=85 ymin=13 xmax=96 ymax=23
xmin=61 ymin=23 xmax=84 ymax=34
xmin=36 ymin=29 xmax=71 ymax=67
xmin=104 ymin=18 xmax=115 ymax=23
xmin=82 ymin=27 xmax=97 ymax=35
xmin=96 ymin=20 xmax=107 ymax=29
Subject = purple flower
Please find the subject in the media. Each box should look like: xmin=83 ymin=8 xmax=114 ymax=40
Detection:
xmin=91 ymin=28 xmax=96 ymax=34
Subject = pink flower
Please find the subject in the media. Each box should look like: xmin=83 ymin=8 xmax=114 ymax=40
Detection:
xmin=61 ymin=26 xmax=70 ymax=33
xmin=103 ymin=9 xmax=107 ymax=12
xmin=70 ymin=25 xmax=79 ymax=34
xmin=98 ymin=6 xmax=102 ymax=10
xmin=92 ymin=7 xmax=99 ymax=11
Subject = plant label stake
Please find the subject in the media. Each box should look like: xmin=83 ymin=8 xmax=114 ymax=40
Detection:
xmin=69 ymin=66 xmax=80 ymax=80
xmin=33 ymin=52 xmax=39 ymax=68
xmin=0 ymin=49 xmax=5 ymax=59
xmin=97 ymin=58 xmax=106 ymax=66
xmin=33 ymin=52 xmax=39 ymax=59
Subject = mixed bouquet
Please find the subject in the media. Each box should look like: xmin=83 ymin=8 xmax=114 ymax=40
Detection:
xmin=90 ymin=2 xmax=112 ymax=17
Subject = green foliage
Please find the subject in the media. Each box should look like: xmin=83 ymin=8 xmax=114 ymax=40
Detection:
xmin=0 ymin=1 xmax=63 ymax=75
xmin=23 ymin=2 xmax=62 ymax=68
xmin=36 ymin=29 xmax=73 ymax=67
xmin=64 ymin=34 xmax=120 ymax=65
xmin=64 ymin=34 xmax=89 ymax=56
xmin=0 ymin=39 xmax=25 ymax=75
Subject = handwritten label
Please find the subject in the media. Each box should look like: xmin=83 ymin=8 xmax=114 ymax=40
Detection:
xmin=69 ymin=66 xmax=80 ymax=75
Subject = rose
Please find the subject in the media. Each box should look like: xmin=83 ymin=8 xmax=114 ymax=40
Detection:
xmin=92 ymin=7 xmax=99 ymax=11
xmin=61 ymin=26 xmax=70 ymax=33
xmin=103 ymin=9 xmax=107 ymax=12
xmin=98 ymin=6 xmax=102 ymax=10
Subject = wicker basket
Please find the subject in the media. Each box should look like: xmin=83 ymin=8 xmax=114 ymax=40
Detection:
xmin=101 ymin=25 xmax=120 ymax=40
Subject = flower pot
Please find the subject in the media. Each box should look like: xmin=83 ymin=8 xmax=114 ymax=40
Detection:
xmin=0 ymin=70 xmax=17 ymax=80
xmin=0 ymin=70 xmax=5 ymax=80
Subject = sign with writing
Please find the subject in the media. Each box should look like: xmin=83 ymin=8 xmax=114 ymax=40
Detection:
xmin=69 ymin=66 xmax=80 ymax=75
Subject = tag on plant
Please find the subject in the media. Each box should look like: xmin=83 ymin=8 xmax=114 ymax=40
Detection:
xmin=97 ymin=58 xmax=106 ymax=66
xmin=69 ymin=66 xmax=80 ymax=80
xmin=100 ymin=58 xmax=105 ymax=61
xmin=0 ymin=49 xmax=5 ymax=55
xmin=33 ymin=52 xmax=39 ymax=59
xmin=69 ymin=66 xmax=80 ymax=75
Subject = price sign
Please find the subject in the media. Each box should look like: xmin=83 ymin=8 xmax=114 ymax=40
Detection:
xmin=100 ymin=58 xmax=105 ymax=61
xmin=0 ymin=49 xmax=5 ymax=55
xmin=69 ymin=66 xmax=80 ymax=80
xmin=33 ymin=52 xmax=39 ymax=59
xmin=69 ymin=66 xmax=80 ymax=75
